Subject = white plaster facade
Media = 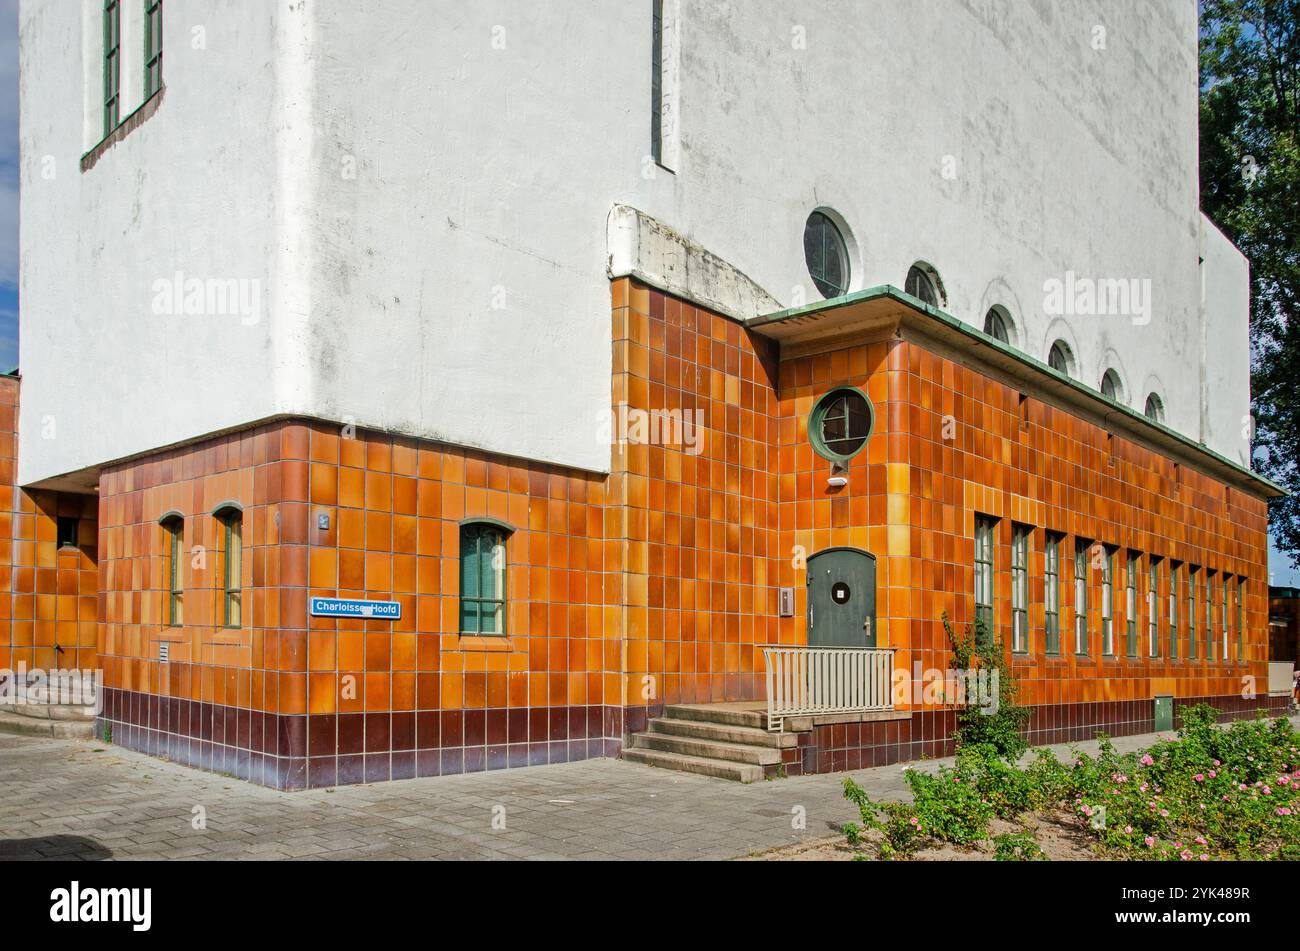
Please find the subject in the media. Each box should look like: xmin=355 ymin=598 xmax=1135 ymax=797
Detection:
xmin=18 ymin=0 xmax=1252 ymax=488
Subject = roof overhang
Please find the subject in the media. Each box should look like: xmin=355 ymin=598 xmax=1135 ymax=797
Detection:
xmin=749 ymin=286 xmax=1286 ymax=501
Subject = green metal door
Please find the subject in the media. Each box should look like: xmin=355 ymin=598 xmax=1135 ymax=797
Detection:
xmin=1154 ymin=696 xmax=1174 ymax=733
xmin=807 ymin=548 xmax=877 ymax=648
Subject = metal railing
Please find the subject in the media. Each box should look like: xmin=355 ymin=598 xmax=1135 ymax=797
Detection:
xmin=762 ymin=646 xmax=896 ymax=732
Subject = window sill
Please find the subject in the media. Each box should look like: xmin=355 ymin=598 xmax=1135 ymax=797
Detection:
xmin=452 ymin=635 xmax=513 ymax=653
xmin=81 ymin=86 xmax=165 ymax=173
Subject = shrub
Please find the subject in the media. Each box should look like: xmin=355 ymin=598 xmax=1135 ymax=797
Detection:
xmin=943 ymin=613 xmax=1030 ymax=761
xmin=905 ymin=765 xmax=995 ymax=846
xmin=993 ymin=831 xmax=1044 ymax=861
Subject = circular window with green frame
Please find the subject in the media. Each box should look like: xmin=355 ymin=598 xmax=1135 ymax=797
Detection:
xmin=808 ymin=387 xmax=875 ymax=464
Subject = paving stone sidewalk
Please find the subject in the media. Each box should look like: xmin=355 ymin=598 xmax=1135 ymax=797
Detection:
xmin=1 ymin=718 xmax=1292 ymax=861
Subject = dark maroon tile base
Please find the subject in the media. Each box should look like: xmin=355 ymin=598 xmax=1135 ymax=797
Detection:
xmin=767 ymin=694 xmax=1291 ymax=778
xmin=99 ymin=687 xmax=660 ymax=791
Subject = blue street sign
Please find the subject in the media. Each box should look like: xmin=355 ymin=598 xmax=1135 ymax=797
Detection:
xmin=309 ymin=598 xmax=402 ymax=620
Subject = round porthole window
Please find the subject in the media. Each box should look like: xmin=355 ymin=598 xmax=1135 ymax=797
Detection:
xmin=809 ymin=387 xmax=875 ymax=464
xmin=803 ymin=211 xmax=851 ymax=300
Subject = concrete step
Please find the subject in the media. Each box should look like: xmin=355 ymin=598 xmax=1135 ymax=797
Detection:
xmin=0 ymin=710 xmax=96 ymax=740
xmin=621 ymin=746 xmax=764 ymax=784
xmin=649 ymin=716 xmax=796 ymax=749
xmin=630 ymin=730 xmax=782 ymax=766
xmin=663 ymin=703 xmax=768 ymax=730
xmin=1 ymin=701 xmax=97 ymax=722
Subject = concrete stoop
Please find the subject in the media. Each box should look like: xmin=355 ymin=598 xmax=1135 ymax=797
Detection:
xmin=0 ymin=684 xmax=98 ymax=740
xmin=0 ymin=709 xmax=97 ymax=740
xmin=622 ymin=703 xmax=795 ymax=784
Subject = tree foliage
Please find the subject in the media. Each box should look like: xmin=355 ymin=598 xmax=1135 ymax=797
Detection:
xmin=1200 ymin=1 xmax=1300 ymax=564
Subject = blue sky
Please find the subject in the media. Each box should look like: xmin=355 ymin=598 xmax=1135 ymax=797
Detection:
xmin=0 ymin=0 xmax=17 ymax=373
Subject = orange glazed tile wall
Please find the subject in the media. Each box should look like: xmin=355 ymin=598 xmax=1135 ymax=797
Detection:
xmin=774 ymin=332 xmax=1270 ymax=711
xmin=82 ymin=280 xmax=1278 ymax=788
xmin=96 ymin=419 xmax=624 ymax=787
xmin=612 ymin=279 xmax=782 ymax=706
xmin=0 ymin=374 xmax=99 ymax=676
xmin=900 ymin=338 xmax=1267 ymax=708
xmin=614 ymin=279 xmax=1272 ymax=716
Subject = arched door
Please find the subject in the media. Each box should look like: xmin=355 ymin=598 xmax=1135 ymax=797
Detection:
xmin=807 ymin=548 xmax=877 ymax=648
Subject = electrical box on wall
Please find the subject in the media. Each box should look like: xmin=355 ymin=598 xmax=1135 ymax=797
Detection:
xmin=778 ymin=588 xmax=795 ymax=618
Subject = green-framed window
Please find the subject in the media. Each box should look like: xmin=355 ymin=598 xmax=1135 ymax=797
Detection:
xmin=1074 ymin=539 xmax=1090 ymax=655
xmin=1169 ymin=562 xmax=1180 ymax=659
xmin=1221 ymin=575 xmax=1230 ymax=663
xmin=1201 ymin=571 xmax=1211 ymax=659
xmin=216 ymin=507 xmax=242 ymax=628
xmin=162 ymin=515 xmax=183 ymax=627
xmin=461 ymin=521 xmax=511 ymax=635
xmin=1125 ymin=552 xmax=1139 ymax=657
xmin=1011 ymin=525 xmax=1029 ymax=653
xmin=650 ymin=0 xmax=663 ymax=164
xmin=809 ymin=387 xmax=873 ymax=464
xmin=1188 ymin=566 xmax=1199 ymax=659
xmin=804 ymin=211 xmax=851 ymax=299
xmin=1237 ymin=578 xmax=1245 ymax=661
xmin=144 ymin=0 xmax=163 ymax=98
xmin=974 ymin=516 xmax=996 ymax=638
xmin=1101 ymin=546 xmax=1115 ymax=655
xmin=104 ymin=0 xmax=121 ymax=135
xmin=1148 ymin=557 xmax=1160 ymax=658
xmin=1044 ymin=532 xmax=1062 ymax=655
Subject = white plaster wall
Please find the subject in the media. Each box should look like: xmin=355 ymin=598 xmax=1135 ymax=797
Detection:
xmin=309 ymin=0 xmax=1242 ymax=473
xmin=19 ymin=0 xmax=298 ymax=487
xmin=19 ymin=0 xmax=1251 ymax=484
xmin=1200 ymin=214 xmax=1252 ymax=466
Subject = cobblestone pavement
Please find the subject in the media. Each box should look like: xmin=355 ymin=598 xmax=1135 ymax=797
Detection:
xmin=2 ymin=721 xmax=1286 ymax=861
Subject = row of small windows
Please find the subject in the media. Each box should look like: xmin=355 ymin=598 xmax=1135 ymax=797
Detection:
xmin=974 ymin=517 xmax=1247 ymax=663
xmin=154 ymin=513 xmax=510 ymax=636
xmin=157 ymin=506 xmax=241 ymax=629
xmin=802 ymin=212 xmax=1167 ymax=426
xmin=102 ymin=0 xmax=163 ymax=138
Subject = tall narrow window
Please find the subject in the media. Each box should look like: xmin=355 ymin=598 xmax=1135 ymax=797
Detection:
xmin=1011 ymin=525 xmax=1029 ymax=653
xmin=1101 ymin=547 xmax=1115 ymax=655
xmin=1169 ymin=562 xmax=1180 ymax=659
xmin=144 ymin=0 xmax=163 ymax=98
xmin=1237 ymin=578 xmax=1245 ymax=661
xmin=1044 ymin=533 xmax=1061 ymax=655
xmin=1075 ymin=539 xmax=1090 ymax=655
xmin=215 ymin=506 xmax=243 ymax=629
xmin=1221 ymin=575 xmax=1230 ymax=663
xmin=974 ymin=517 xmax=996 ymax=638
xmin=1148 ymin=558 xmax=1160 ymax=657
xmin=461 ymin=521 xmax=511 ymax=635
xmin=650 ymin=0 xmax=663 ymax=163
xmin=1188 ymin=566 xmax=1199 ymax=658
xmin=161 ymin=515 xmax=183 ymax=627
xmin=1201 ymin=569 xmax=1211 ymax=657
xmin=104 ymin=0 xmax=121 ymax=135
xmin=1126 ymin=553 xmax=1138 ymax=657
